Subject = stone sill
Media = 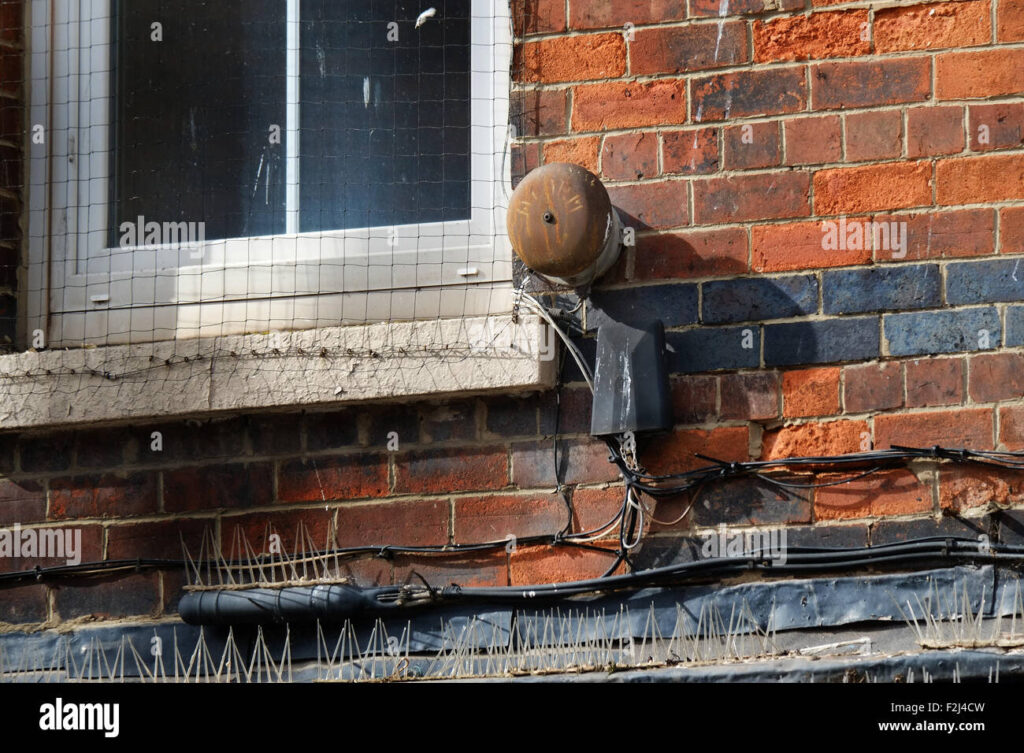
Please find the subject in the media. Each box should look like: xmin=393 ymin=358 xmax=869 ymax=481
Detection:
xmin=0 ymin=314 xmax=557 ymax=431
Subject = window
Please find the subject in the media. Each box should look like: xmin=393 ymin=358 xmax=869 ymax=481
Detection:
xmin=26 ymin=0 xmax=513 ymax=347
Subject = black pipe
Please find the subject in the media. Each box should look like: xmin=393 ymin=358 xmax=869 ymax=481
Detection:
xmin=178 ymin=539 xmax=1024 ymax=625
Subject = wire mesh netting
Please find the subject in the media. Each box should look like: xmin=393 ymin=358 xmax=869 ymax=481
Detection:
xmin=2 ymin=0 xmax=559 ymax=420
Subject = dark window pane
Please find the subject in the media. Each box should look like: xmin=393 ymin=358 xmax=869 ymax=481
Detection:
xmin=299 ymin=0 xmax=471 ymax=231
xmin=111 ymin=0 xmax=287 ymax=244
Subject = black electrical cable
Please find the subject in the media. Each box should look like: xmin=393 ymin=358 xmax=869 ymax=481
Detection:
xmin=180 ymin=538 xmax=1024 ymax=624
xmin=8 ymin=443 xmax=1024 ymax=589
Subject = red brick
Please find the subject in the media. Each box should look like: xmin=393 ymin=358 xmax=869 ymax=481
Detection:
xmin=845 ymin=110 xmax=903 ymax=162
xmin=513 ymin=0 xmax=567 ymax=35
xmin=396 ymin=445 xmax=508 ymax=494
xmin=906 ymin=357 xmax=964 ymax=407
xmin=512 ymin=88 xmax=568 ymax=138
xmin=569 ymin=0 xmax=686 ymax=28
xmin=694 ymin=171 xmax=810 ymax=225
xmin=875 ymin=1 xmax=991 ymax=52
xmin=870 ymin=210 xmax=994 ymax=261
xmin=220 ymin=509 xmax=334 ymax=557
xmin=968 ymin=102 xmax=1024 ymax=152
xmin=1 ymin=585 xmax=48 ymax=624
xmin=691 ymin=68 xmax=807 ymax=122
xmin=278 ymin=454 xmax=389 ymax=502
xmin=671 ymin=374 xmax=718 ymax=424
xmin=874 ymin=408 xmax=994 ymax=450
xmin=633 ymin=228 xmax=748 ymax=281
xmin=968 ymin=352 xmax=1024 ymax=403
xmin=720 ymin=372 xmax=780 ymax=421
xmin=723 ymin=121 xmax=781 ymax=170
xmin=392 ymin=551 xmax=509 ymax=588
xmin=645 ymin=426 xmax=749 ymax=474
xmin=54 ymin=573 xmax=162 ymax=620
xmin=336 ymin=498 xmax=449 ymax=548
xmin=999 ymin=405 xmax=1024 ymax=449
xmin=936 ymin=154 xmax=1024 ymax=205
xmin=454 ymin=492 xmax=566 ymax=543
xmin=939 ymin=465 xmax=1024 ymax=511
xmin=107 ymin=518 xmax=209 ymax=561
xmin=607 ymin=181 xmax=690 ymax=231
xmin=752 ymin=220 xmax=871 ymax=272
xmin=570 ymin=486 xmax=627 ymax=537
xmin=815 ymin=468 xmax=932 ymax=520
xmin=336 ymin=557 xmax=392 ymax=588
xmin=164 ymin=463 xmax=273 ymax=513
xmin=0 ymin=101 xmax=22 ymax=142
xmin=761 ymin=420 xmax=870 ymax=460
xmin=662 ymin=127 xmax=720 ymax=175
xmin=0 ymin=524 xmax=102 ymax=574
xmin=543 ymin=136 xmax=601 ymax=173
xmin=814 ymin=162 xmax=932 ymax=215
xmin=49 ymin=473 xmax=157 ymax=520
xmin=907 ymin=106 xmax=965 ymax=158
xmin=602 ymin=132 xmax=659 ymax=182
xmin=509 ymin=544 xmax=622 ymax=585
xmin=811 ymin=58 xmax=931 ymax=110
xmin=631 ymin=22 xmax=747 ymax=76
xmin=998 ymin=0 xmax=1024 ymax=41
xmin=0 ymin=47 xmax=22 ymax=95
xmin=0 ymin=1 xmax=23 ymax=46
xmin=936 ymin=48 xmax=1024 ymax=99
xmin=0 ymin=477 xmax=45 ymax=525
xmin=511 ymin=142 xmax=541 ymax=186
xmin=572 ymin=79 xmax=687 ymax=131
xmin=784 ymin=115 xmax=842 ymax=165
xmin=844 ymin=362 xmax=904 ymax=413
xmin=517 ymin=33 xmax=626 ymax=84
xmin=690 ymin=0 xmax=776 ymax=15
xmin=646 ymin=492 xmax=696 ymax=532
xmin=1001 ymin=206 xmax=1024 ymax=254
xmin=783 ymin=367 xmax=840 ymax=418
xmin=754 ymin=10 xmax=870 ymax=62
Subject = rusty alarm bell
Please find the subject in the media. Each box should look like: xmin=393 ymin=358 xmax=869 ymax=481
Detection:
xmin=507 ymin=162 xmax=623 ymax=288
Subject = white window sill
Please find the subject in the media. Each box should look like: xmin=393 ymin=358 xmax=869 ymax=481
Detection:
xmin=0 ymin=314 xmax=557 ymax=430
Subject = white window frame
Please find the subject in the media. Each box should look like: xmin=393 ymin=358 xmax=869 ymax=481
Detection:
xmin=25 ymin=0 xmax=514 ymax=348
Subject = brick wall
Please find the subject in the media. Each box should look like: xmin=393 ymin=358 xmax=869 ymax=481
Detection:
xmin=0 ymin=0 xmax=21 ymax=345
xmin=3 ymin=0 xmax=1024 ymax=629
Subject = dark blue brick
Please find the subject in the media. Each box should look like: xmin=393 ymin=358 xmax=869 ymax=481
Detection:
xmin=884 ymin=307 xmax=1000 ymax=357
xmin=1005 ymin=305 xmax=1024 ymax=347
xmin=822 ymin=264 xmax=941 ymax=315
xmin=946 ymin=258 xmax=1024 ymax=305
xmin=702 ymin=275 xmax=818 ymax=324
xmin=587 ymin=284 xmax=698 ymax=331
xmin=763 ymin=317 xmax=879 ymax=367
xmin=666 ymin=326 xmax=760 ymax=373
